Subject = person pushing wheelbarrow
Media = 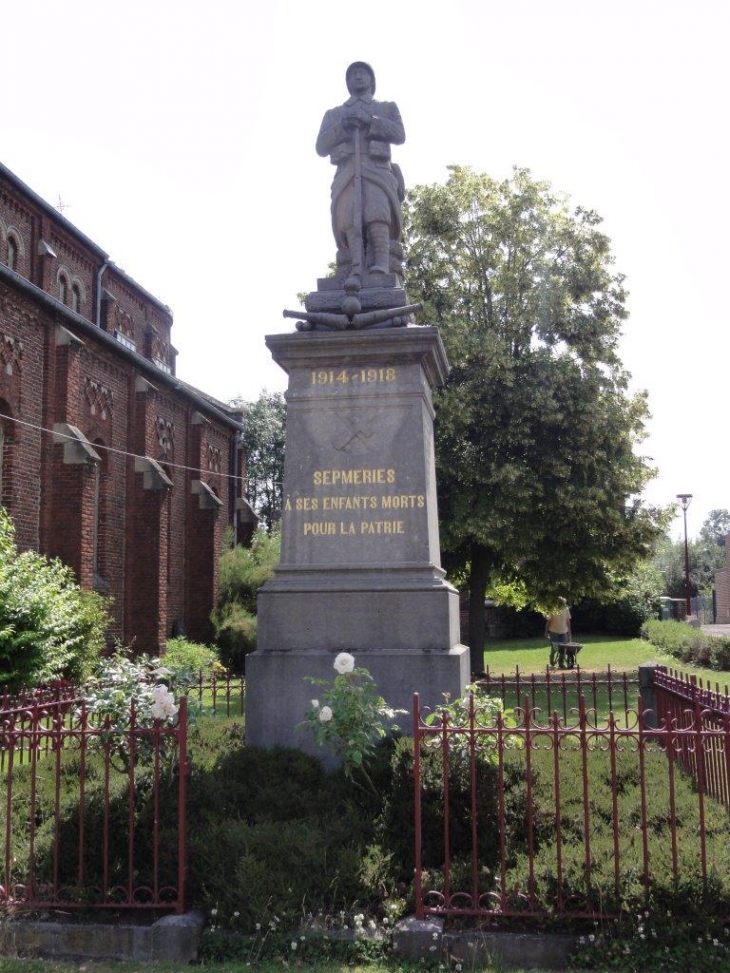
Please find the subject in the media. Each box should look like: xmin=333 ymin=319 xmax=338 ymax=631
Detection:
xmin=545 ymin=597 xmax=582 ymax=669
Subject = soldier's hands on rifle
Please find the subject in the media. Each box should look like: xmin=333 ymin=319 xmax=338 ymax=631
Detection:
xmin=342 ymin=108 xmax=371 ymax=132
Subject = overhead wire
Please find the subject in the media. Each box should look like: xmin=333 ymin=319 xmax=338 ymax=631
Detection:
xmin=0 ymin=411 xmax=283 ymax=487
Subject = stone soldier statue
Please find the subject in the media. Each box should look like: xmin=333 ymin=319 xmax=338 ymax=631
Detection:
xmin=316 ymin=62 xmax=405 ymax=285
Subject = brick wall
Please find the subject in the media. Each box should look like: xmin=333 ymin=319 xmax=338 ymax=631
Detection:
xmin=0 ymin=161 xmax=244 ymax=655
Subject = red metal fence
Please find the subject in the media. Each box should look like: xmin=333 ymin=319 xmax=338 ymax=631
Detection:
xmin=477 ymin=664 xmax=638 ymax=727
xmin=655 ymin=667 xmax=730 ymax=808
xmin=0 ymin=692 xmax=189 ymax=913
xmin=185 ymin=669 xmax=245 ymax=717
xmin=413 ymin=674 xmax=730 ymax=921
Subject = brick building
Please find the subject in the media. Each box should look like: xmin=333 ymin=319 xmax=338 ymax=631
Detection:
xmin=715 ymin=535 xmax=730 ymax=624
xmin=0 ymin=160 xmax=254 ymax=652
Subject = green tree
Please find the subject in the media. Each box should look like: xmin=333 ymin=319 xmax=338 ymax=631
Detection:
xmin=0 ymin=508 xmax=110 ymax=690
xmin=652 ymin=530 xmax=726 ymax=599
xmin=231 ymin=390 xmax=286 ymax=532
xmin=211 ymin=528 xmax=280 ymax=672
xmin=699 ymin=508 xmax=730 ymax=548
xmin=405 ymin=167 xmax=667 ymax=673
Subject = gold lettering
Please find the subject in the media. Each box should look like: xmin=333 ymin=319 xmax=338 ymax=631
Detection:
xmin=312 ymin=468 xmax=398 ymax=487
xmin=360 ymin=520 xmax=406 ymax=535
xmin=303 ymin=522 xmax=336 ymax=536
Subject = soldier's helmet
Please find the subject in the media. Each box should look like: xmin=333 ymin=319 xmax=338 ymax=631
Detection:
xmin=346 ymin=61 xmax=376 ymax=94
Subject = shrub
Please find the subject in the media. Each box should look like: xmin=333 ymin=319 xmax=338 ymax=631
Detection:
xmin=573 ymin=562 xmax=664 ymax=636
xmin=80 ymin=651 xmax=193 ymax=770
xmin=212 ymin=604 xmax=257 ymax=673
xmin=299 ymin=652 xmax=405 ymax=787
xmin=0 ymin=508 xmax=110 ymax=690
xmin=163 ymin=636 xmax=221 ymax=675
xmin=641 ymin=619 xmax=730 ymax=671
xmin=211 ymin=528 xmax=279 ymax=671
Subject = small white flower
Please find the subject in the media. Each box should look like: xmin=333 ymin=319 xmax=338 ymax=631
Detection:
xmin=233 ymin=911 xmax=240 ymax=918
xmin=311 ymin=699 xmax=320 ymax=708
xmin=432 ymin=932 xmax=439 ymax=940
xmin=210 ymin=908 xmax=218 ymax=917
xmin=333 ymin=652 xmax=355 ymax=674
xmin=319 ymin=706 xmax=333 ymax=722
xmin=291 ymin=941 xmax=297 ymax=951
xmin=255 ymin=923 xmax=261 ymax=931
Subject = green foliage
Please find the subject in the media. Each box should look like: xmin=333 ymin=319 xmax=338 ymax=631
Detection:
xmin=81 ymin=651 xmax=194 ymax=768
xmin=212 ymin=528 xmax=280 ymax=671
xmin=232 ymin=389 xmax=286 ymax=531
xmin=0 ymin=508 xmax=110 ymax=690
xmin=573 ymin=561 xmax=664 ymax=636
xmin=299 ymin=653 xmax=406 ymax=787
xmin=184 ymin=729 xmax=390 ymax=930
xmin=405 ymin=166 xmax=669 ymax=671
xmin=572 ymin=912 xmax=730 ymax=972
xmin=163 ymin=635 xmax=220 ymax=675
xmin=217 ymin=528 xmax=281 ymax=616
xmin=423 ymin=683 xmax=520 ymax=769
xmin=700 ymin=508 xmax=730 ymax=548
xmin=652 ymin=533 xmax=725 ymax=599
xmin=641 ymin=619 xmax=730 ymax=671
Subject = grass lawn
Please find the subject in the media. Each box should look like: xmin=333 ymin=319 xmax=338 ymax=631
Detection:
xmin=482 ymin=633 xmax=730 ymax=686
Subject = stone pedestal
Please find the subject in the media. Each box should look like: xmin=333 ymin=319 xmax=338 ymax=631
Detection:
xmin=246 ymin=326 xmax=469 ymax=752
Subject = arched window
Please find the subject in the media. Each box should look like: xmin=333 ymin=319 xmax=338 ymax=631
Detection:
xmin=59 ymin=273 xmax=69 ymax=306
xmin=71 ymin=283 xmax=82 ymax=313
xmin=7 ymin=236 xmax=17 ymax=272
xmin=92 ymin=439 xmax=109 ymax=591
xmin=0 ymin=402 xmax=14 ymax=511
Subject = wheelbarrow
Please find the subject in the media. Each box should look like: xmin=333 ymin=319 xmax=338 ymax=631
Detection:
xmin=548 ymin=639 xmax=583 ymax=669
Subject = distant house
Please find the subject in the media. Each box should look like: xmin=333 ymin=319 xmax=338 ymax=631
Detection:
xmin=0 ymin=160 xmax=256 ymax=652
xmin=715 ymin=535 xmax=730 ymax=624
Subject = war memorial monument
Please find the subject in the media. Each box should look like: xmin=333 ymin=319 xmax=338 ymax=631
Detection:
xmin=246 ymin=62 xmax=470 ymax=751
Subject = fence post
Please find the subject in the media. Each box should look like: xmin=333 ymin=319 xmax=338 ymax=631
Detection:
xmin=638 ymin=662 xmax=660 ymax=728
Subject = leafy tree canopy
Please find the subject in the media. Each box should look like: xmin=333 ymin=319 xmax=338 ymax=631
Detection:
xmin=699 ymin=508 xmax=730 ymax=548
xmin=231 ymin=390 xmax=286 ymax=532
xmin=652 ymin=508 xmax=730 ymax=599
xmin=405 ymin=166 xmax=668 ymax=671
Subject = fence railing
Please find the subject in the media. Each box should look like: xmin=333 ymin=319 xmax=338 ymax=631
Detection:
xmin=412 ymin=685 xmax=730 ymax=921
xmin=655 ymin=667 xmax=730 ymax=807
xmin=476 ymin=665 xmax=639 ymax=727
xmin=0 ymin=693 xmax=189 ymax=913
xmin=184 ymin=669 xmax=245 ymax=717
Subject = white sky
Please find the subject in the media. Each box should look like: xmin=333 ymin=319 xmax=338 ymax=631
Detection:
xmin=3 ymin=0 xmax=727 ymax=540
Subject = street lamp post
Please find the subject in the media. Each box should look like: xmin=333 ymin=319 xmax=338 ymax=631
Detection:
xmin=677 ymin=493 xmax=693 ymax=618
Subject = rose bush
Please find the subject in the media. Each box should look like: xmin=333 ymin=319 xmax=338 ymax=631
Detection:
xmin=299 ymin=653 xmax=405 ymax=789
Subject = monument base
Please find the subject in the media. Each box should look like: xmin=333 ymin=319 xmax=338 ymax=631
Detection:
xmin=245 ymin=644 xmax=470 ymax=756
xmin=245 ymin=326 xmax=470 ymax=757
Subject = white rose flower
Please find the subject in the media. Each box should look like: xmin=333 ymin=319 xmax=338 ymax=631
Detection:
xmin=319 ymin=705 xmax=333 ymax=722
xmin=311 ymin=699 xmax=320 ymax=708
xmin=333 ymin=652 xmax=355 ymax=674
xmin=151 ymin=685 xmax=177 ymax=720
